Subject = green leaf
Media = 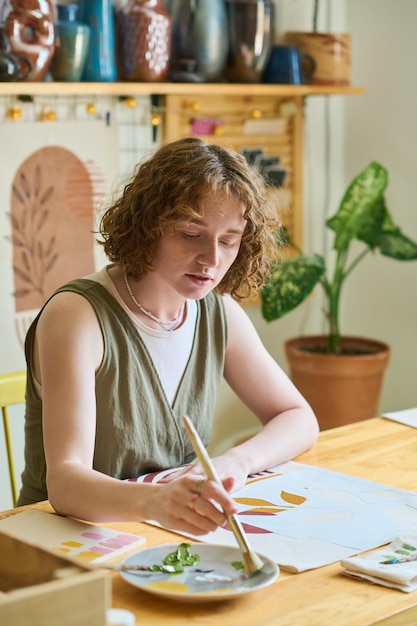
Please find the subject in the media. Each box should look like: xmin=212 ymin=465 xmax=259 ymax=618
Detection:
xmin=354 ymin=196 xmax=387 ymax=247
xmin=378 ymin=229 xmax=417 ymax=260
xmin=261 ymin=254 xmax=325 ymax=322
xmin=326 ymin=162 xmax=388 ymax=252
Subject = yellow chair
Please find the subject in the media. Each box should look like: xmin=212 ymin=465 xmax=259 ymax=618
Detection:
xmin=0 ymin=371 xmax=26 ymax=506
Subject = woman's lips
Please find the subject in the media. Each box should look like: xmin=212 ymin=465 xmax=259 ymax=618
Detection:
xmin=186 ymin=273 xmax=213 ymax=286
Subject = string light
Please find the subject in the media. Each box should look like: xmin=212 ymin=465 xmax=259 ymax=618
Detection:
xmin=151 ymin=112 xmax=161 ymax=127
xmin=86 ymin=102 xmax=97 ymax=115
xmin=124 ymin=96 xmax=137 ymax=109
xmin=5 ymin=106 xmax=22 ymax=120
xmin=1 ymin=94 xmax=294 ymax=136
xmin=36 ymin=109 xmax=57 ymax=121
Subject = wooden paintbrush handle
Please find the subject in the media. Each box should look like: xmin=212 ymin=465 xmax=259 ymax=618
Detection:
xmin=182 ymin=415 xmax=251 ymax=553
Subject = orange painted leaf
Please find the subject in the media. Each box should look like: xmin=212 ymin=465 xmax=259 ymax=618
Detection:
xmin=235 ymin=497 xmax=275 ymax=507
xmin=281 ymin=491 xmax=307 ymax=505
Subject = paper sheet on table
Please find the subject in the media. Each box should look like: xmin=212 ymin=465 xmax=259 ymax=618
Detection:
xmin=0 ymin=509 xmax=145 ymax=564
xmin=133 ymin=461 xmax=417 ymax=573
xmin=382 ymin=408 xmax=417 ymax=429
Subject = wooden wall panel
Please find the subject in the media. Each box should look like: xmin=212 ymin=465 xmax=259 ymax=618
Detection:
xmin=163 ymin=94 xmax=305 ymax=249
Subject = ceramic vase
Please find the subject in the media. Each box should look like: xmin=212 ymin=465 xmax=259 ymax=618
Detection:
xmin=166 ymin=0 xmax=228 ymax=82
xmin=1 ymin=0 xmax=55 ymax=81
xmin=78 ymin=0 xmax=117 ymax=82
xmin=51 ymin=4 xmax=90 ymax=82
xmin=224 ymin=0 xmax=275 ymax=83
xmin=117 ymin=0 xmax=171 ymax=82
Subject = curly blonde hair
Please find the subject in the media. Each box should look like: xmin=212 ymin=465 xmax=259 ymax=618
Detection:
xmin=98 ymin=137 xmax=280 ymax=301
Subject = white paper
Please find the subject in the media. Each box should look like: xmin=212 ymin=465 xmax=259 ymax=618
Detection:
xmin=134 ymin=461 xmax=417 ymax=572
xmin=382 ymin=408 xmax=417 ymax=429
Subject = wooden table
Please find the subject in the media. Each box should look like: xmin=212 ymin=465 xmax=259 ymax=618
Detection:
xmin=3 ymin=417 xmax=417 ymax=625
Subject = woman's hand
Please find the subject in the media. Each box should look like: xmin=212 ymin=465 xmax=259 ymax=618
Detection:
xmin=161 ymin=451 xmax=249 ymax=494
xmin=145 ymin=473 xmax=238 ymax=536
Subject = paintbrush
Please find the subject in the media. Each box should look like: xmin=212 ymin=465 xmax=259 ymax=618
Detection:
xmin=182 ymin=414 xmax=264 ymax=575
xmin=380 ymin=553 xmax=417 ymax=565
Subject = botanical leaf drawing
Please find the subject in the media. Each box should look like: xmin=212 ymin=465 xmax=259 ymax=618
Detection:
xmin=5 ymin=164 xmax=57 ymax=301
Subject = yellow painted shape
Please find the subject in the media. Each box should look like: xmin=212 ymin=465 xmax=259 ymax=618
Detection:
xmin=247 ymin=507 xmax=286 ymax=514
xmin=62 ymin=540 xmax=83 ymax=547
xmin=281 ymin=491 xmax=307 ymax=505
xmin=146 ymin=580 xmax=189 ymax=593
xmin=235 ymin=497 xmax=276 ymax=507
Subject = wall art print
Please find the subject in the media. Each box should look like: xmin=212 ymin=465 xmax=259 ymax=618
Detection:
xmin=0 ymin=120 xmax=119 ymax=373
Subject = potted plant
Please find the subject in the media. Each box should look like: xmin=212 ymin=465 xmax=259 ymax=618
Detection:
xmin=261 ymin=161 xmax=417 ymax=429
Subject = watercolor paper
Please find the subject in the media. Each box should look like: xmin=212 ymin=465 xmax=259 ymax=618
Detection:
xmin=134 ymin=461 xmax=417 ymax=572
xmin=0 ymin=509 xmax=145 ymax=564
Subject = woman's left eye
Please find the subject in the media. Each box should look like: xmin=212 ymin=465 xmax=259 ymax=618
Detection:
xmin=220 ymin=239 xmax=235 ymax=248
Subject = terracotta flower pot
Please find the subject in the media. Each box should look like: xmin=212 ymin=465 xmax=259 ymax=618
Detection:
xmin=285 ymin=335 xmax=390 ymax=430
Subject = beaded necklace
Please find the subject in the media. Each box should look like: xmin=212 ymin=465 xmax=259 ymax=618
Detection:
xmin=123 ymin=272 xmax=185 ymax=332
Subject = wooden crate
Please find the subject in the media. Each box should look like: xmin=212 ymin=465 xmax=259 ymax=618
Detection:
xmin=0 ymin=531 xmax=110 ymax=626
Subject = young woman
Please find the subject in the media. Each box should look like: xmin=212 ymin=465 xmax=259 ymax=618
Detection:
xmin=17 ymin=138 xmax=318 ymax=535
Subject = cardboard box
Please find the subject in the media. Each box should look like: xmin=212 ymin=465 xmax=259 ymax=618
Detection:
xmin=0 ymin=530 xmax=110 ymax=626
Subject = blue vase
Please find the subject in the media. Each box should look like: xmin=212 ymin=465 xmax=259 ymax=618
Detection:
xmin=51 ymin=4 xmax=90 ymax=81
xmin=78 ymin=0 xmax=117 ymax=82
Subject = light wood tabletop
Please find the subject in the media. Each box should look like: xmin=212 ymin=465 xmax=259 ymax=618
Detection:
xmin=2 ymin=416 xmax=417 ymax=625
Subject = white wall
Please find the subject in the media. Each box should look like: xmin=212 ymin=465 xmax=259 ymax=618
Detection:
xmin=210 ymin=0 xmax=417 ymax=452
xmin=211 ymin=0 xmax=350 ymax=452
xmin=343 ymin=0 xmax=417 ymax=414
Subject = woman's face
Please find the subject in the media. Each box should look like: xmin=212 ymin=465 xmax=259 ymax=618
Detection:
xmin=152 ymin=193 xmax=247 ymax=300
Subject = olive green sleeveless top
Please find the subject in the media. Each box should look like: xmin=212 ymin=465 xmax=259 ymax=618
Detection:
xmin=18 ymin=280 xmax=227 ymax=505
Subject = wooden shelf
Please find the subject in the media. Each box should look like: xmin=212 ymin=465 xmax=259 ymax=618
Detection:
xmin=0 ymin=80 xmax=363 ymax=262
xmin=0 ymin=81 xmax=364 ymax=97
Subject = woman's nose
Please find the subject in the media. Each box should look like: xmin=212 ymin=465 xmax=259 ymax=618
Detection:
xmin=197 ymin=241 xmax=219 ymax=267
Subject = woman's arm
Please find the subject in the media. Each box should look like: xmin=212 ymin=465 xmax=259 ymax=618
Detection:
xmin=218 ymin=296 xmax=319 ymax=488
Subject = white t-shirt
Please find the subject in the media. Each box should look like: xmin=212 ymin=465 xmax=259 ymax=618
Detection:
xmin=87 ymin=267 xmax=197 ymax=405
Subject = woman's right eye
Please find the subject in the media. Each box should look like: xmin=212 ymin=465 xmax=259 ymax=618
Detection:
xmin=182 ymin=232 xmax=199 ymax=239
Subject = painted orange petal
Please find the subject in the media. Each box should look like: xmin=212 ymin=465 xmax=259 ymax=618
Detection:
xmin=234 ymin=497 xmax=276 ymax=507
xmin=281 ymin=491 xmax=307 ymax=505
xmin=239 ymin=507 xmax=285 ymax=515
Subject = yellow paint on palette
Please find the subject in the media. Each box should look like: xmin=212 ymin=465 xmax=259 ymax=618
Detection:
xmin=62 ymin=540 xmax=83 ymax=547
xmin=77 ymin=551 xmax=103 ymax=561
xmin=53 ymin=547 xmax=71 ymax=553
xmin=146 ymin=580 xmax=189 ymax=593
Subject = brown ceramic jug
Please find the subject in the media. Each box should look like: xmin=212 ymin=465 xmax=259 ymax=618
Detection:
xmin=0 ymin=49 xmax=32 ymax=80
xmin=2 ymin=0 xmax=55 ymax=81
xmin=117 ymin=0 xmax=171 ymax=82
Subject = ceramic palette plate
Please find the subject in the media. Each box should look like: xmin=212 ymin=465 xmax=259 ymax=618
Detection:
xmin=120 ymin=543 xmax=279 ymax=602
